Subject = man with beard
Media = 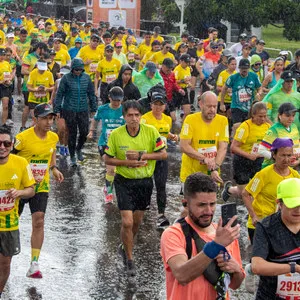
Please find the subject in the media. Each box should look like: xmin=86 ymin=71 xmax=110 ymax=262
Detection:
xmin=180 ymin=91 xmax=229 ymax=188
xmin=160 ymin=172 xmax=244 ymax=300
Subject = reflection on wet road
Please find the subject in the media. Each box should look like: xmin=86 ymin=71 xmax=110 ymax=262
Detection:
xmin=3 ymin=113 xmax=252 ymax=300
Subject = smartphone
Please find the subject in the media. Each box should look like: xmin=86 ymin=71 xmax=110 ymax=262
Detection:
xmin=221 ymin=203 xmax=238 ymax=227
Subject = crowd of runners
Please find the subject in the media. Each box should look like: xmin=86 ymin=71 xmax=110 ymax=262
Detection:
xmin=0 ymin=11 xmax=300 ymax=300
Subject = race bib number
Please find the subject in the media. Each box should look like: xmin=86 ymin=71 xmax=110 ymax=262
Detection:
xmin=238 ymin=88 xmax=251 ymax=103
xmin=0 ymin=190 xmax=15 ymax=212
xmin=276 ymin=273 xmax=300 ymax=299
xmin=3 ymin=72 xmax=11 ymax=81
xmin=106 ymin=74 xmax=116 ymax=83
xmin=30 ymin=163 xmax=48 ymax=183
xmin=251 ymin=143 xmax=259 ymax=154
xmin=198 ymin=146 xmax=217 ymax=164
xmin=34 ymin=91 xmax=47 ymax=98
xmin=89 ymin=63 xmax=98 ymax=73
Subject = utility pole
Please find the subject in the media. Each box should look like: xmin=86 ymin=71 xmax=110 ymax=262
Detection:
xmin=175 ymin=0 xmax=186 ymax=36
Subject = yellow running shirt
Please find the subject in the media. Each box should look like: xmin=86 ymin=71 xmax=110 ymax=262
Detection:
xmin=77 ymin=45 xmax=103 ymax=81
xmin=174 ymin=64 xmax=191 ymax=89
xmin=15 ymin=127 xmax=59 ymax=193
xmin=245 ymin=164 xmax=300 ymax=229
xmin=54 ymin=48 xmax=71 ymax=66
xmin=151 ymin=51 xmax=175 ymax=68
xmin=96 ymin=58 xmax=121 ymax=84
xmin=217 ymin=70 xmax=236 ymax=103
xmin=234 ymin=119 xmax=270 ymax=154
xmin=141 ymin=111 xmax=172 ymax=146
xmin=0 ymin=61 xmax=12 ymax=81
xmin=180 ymin=112 xmax=229 ymax=182
xmin=0 ymin=154 xmax=35 ymax=231
xmin=27 ymin=69 xmax=54 ymax=104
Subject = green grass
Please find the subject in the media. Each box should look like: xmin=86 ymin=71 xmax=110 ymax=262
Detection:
xmin=262 ymin=24 xmax=300 ymax=58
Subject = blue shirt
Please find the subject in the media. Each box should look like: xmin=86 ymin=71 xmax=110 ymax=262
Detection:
xmin=226 ymin=72 xmax=261 ymax=112
xmin=68 ymin=47 xmax=80 ymax=60
xmin=94 ymin=104 xmax=125 ymax=146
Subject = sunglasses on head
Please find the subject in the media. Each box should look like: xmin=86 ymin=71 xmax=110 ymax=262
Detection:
xmin=0 ymin=140 xmax=12 ymax=147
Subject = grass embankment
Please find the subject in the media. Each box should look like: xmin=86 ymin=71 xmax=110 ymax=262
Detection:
xmin=262 ymin=24 xmax=300 ymax=58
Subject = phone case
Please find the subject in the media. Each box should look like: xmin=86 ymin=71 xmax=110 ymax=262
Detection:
xmin=221 ymin=203 xmax=238 ymax=227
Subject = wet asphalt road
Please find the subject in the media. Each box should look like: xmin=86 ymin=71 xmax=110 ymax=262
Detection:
xmin=1 ymin=102 xmax=253 ymax=300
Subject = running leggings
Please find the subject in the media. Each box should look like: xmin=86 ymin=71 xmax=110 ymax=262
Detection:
xmin=154 ymin=160 xmax=168 ymax=214
xmin=62 ymin=110 xmax=89 ymax=158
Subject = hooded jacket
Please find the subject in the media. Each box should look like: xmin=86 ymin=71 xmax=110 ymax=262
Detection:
xmin=250 ymin=54 xmax=264 ymax=82
xmin=54 ymin=58 xmax=97 ymax=113
xmin=102 ymin=64 xmax=141 ymax=103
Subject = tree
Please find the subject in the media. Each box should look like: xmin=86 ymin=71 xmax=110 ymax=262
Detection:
xmin=159 ymin=0 xmax=300 ymax=41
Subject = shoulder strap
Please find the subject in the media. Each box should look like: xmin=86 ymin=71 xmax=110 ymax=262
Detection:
xmin=177 ymin=218 xmax=193 ymax=259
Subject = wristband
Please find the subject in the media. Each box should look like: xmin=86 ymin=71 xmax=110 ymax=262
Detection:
xmin=50 ymin=165 xmax=59 ymax=171
xmin=137 ymin=151 xmax=143 ymax=161
xmin=289 ymin=262 xmax=296 ymax=273
xmin=203 ymin=241 xmax=226 ymax=259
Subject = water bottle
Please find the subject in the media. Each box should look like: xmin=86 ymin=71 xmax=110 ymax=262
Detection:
xmin=245 ymin=263 xmax=254 ymax=276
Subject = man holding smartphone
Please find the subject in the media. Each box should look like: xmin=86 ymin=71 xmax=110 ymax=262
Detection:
xmin=161 ymin=172 xmax=244 ymax=299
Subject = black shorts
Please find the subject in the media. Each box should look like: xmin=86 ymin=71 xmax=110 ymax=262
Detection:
xmin=191 ymin=66 xmax=199 ymax=77
xmin=28 ymin=102 xmax=38 ymax=110
xmin=231 ymin=108 xmax=249 ymax=124
xmin=217 ymin=102 xmax=231 ymax=114
xmin=233 ymin=154 xmax=264 ymax=185
xmin=166 ymin=100 xmax=176 ymax=113
xmin=175 ymin=88 xmax=190 ymax=106
xmin=23 ymin=91 xmax=29 ymax=106
xmin=19 ymin=192 xmax=49 ymax=215
xmin=98 ymin=145 xmax=106 ymax=157
xmin=0 ymin=230 xmax=20 ymax=257
xmin=0 ymin=84 xmax=12 ymax=99
xmin=114 ymin=174 xmax=153 ymax=211
xmin=16 ymin=64 xmax=22 ymax=78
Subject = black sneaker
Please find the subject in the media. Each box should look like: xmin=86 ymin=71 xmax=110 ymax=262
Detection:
xmin=157 ymin=215 xmax=170 ymax=228
xmin=76 ymin=150 xmax=84 ymax=162
xmin=126 ymin=259 xmax=136 ymax=277
xmin=221 ymin=181 xmax=233 ymax=202
xmin=118 ymin=244 xmax=127 ymax=266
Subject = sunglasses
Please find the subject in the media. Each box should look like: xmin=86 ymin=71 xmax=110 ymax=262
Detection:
xmin=106 ymin=50 xmax=113 ymax=53
xmin=74 ymin=68 xmax=83 ymax=72
xmin=211 ymin=46 xmax=219 ymax=49
xmin=165 ymin=46 xmax=171 ymax=49
xmin=0 ymin=140 xmax=12 ymax=147
xmin=254 ymin=63 xmax=261 ymax=66
xmin=115 ymin=46 xmax=122 ymax=49
xmin=92 ymin=39 xmax=99 ymax=42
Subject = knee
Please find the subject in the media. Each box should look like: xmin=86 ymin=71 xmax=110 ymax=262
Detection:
xmin=1 ymin=258 xmax=11 ymax=273
xmin=32 ymin=215 xmax=45 ymax=230
xmin=122 ymin=217 xmax=133 ymax=230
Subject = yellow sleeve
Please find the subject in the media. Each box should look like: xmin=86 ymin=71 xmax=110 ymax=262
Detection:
xmin=234 ymin=121 xmax=249 ymax=144
xmin=180 ymin=116 xmax=193 ymax=140
xmin=27 ymin=70 xmax=35 ymax=85
xmin=245 ymin=170 xmax=265 ymax=198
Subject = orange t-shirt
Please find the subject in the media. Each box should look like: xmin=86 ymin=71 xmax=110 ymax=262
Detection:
xmin=160 ymin=217 xmax=245 ymax=300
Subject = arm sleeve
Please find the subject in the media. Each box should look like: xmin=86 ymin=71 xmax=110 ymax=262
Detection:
xmin=54 ymin=76 xmax=67 ymax=113
xmin=87 ymin=77 xmax=97 ymax=112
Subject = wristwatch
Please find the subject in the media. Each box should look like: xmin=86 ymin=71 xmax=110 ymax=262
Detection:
xmin=289 ymin=262 xmax=296 ymax=273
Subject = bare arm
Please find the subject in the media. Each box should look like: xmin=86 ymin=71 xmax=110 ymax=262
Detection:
xmin=6 ymin=185 xmax=35 ymax=200
xmin=252 ymin=257 xmax=295 ymax=276
xmin=242 ymin=189 xmax=258 ymax=226
xmin=141 ymin=149 xmax=167 ymax=161
xmin=215 ymin=141 xmax=228 ymax=166
xmin=103 ymin=154 xmax=148 ymax=168
xmin=21 ymin=65 xmax=30 ymax=75
xmin=220 ymin=85 xmax=229 ymax=106
xmin=231 ymin=140 xmax=261 ymax=160
xmin=262 ymin=73 xmax=272 ymax=94
xmin=180 ymin=138 xmax=204 ymax=161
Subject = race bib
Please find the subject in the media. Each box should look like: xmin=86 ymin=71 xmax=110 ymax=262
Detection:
xmin=30 ymin=163 xmax=48 ymax=183
xmin=106 ymin=74 xmax=116 ymax=83
xmin=3 ymin=72 xmax=11 ymax=81
xmin=198 ymin=146 xmax=217 ymax=164
xmin=0 ymin=190 xmax=15 ymax=212
xmin=34 ymin=91 xmax=47 ymax=98
xmin=251 ymin=143 xmax=259 ymax=154
xmin=276 ymin=273 xmax=300 ymax=299
xmin=89 ymin=63 xmax=98 ymax=73
xmin=238 ymin=88 xmax=251 ymax=103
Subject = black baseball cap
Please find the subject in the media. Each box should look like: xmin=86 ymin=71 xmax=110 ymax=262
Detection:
xmin=278 ymin=102 xmax=298 ymax=115
xmin=34 ymin=103 xmax=56 ymax=118
xmin=257 ymin=39 xmax=266 ymax=45
xmin=180 ymin=54 xmax=191 ymax=63
xmin=187 ymin=35 xmax=195 ymax=43
xmin=281 ymin=70 xmax=295 ymax=81
xmin=162 ymin=58 xmax=174 ymax=69
xmin=239 ymin=58 xmax=250 ymax=68
xmin=151 ymin=92 xmax=166 ymax=104
xmin=102 ymin=32 xmax=111 ymax=38
xmin=105 ymin=44 xmax=114 ymax=51
xmin=145 ymin=61 xmax=157 ymax=73
xmin=295 ymin=49 xmax=300 ymax=57
xmin=239 ymin=33 xmax=247 ymax=40
xmin=108 ymin=86 xmax=124 ymax=101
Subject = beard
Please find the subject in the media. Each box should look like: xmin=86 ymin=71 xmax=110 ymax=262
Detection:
xmin=188 ymin=209 xmax=213 ymax=228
